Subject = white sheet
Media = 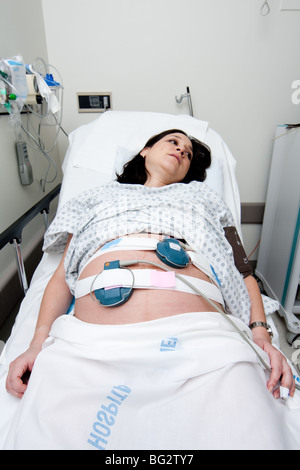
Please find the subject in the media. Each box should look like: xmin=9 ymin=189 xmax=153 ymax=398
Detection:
xmin=3 ymin=312 xmax=299 ymax=450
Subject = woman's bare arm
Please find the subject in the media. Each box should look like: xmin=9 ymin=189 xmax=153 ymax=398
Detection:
xmin=6 ymin=235 xmax=73 ymax=398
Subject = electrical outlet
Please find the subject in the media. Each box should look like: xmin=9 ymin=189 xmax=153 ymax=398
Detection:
xmin=77 ymin=92 xmax=112 ymax=113
xmin=280 ymin=0 xmax=300 ymax=10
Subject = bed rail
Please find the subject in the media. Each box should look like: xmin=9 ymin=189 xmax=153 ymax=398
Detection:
xmin=0 ymin=184 xmax=61 ymax=294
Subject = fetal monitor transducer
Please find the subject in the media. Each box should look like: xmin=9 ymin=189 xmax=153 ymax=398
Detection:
xmin=90 ymin=238 xmax=191 ymax=307
xmin=280 ymin=387 xmax=290 ymax=401
xmin=88 ymin=237 xmax=300 ymax=395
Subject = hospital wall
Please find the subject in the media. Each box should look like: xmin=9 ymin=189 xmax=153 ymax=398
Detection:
xmin=0 ymin=0 xmax=62 ymax=319
xmin=41 ymin=0 xmax=300 ymax=257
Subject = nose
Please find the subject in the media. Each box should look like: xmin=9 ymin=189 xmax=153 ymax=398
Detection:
xmin=176 ymin=147 xmax=184 ymax=155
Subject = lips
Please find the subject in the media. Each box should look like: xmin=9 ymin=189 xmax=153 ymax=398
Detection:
xmin=169 ymin=153 xmax=181 ymax=164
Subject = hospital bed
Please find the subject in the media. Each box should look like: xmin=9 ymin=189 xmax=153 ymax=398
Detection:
xmin=0 ymin=111 xmax=300 ymax=449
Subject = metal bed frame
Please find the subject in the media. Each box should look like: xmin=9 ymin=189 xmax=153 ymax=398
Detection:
xmin=0 ymin=184 xmax=61 ymax=295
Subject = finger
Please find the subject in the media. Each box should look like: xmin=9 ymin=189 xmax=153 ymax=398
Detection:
xmin=6 ymin=374 xmax=27 ymax=397
xmin=6 ymin=381 xmax=26 ymax=398
xmin=6 ymin=363 xmax=29 ymax=397
xmin=290 ymin=376 xmax=296 ymax=398
xmin=9 ymin=385 xmax=26 ymax=399
xmin=280 ymin=361 xmax=296 ymax=398
xmin=267 ymin=362 xmax=282 ymax=395
xmin=273 ymin=386 xmax=281 ymax=400
xmin=268 ymin=360 xmax=295 ymax=400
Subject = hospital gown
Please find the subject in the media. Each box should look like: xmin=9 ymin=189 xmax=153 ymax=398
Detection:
xmin=43 ymin=180 xmax=252 ymax=323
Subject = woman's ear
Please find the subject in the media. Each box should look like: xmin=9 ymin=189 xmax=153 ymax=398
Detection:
xmin=140 ymin=147 xmax=148 ymax=158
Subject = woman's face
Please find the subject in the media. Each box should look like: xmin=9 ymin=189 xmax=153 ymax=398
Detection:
xmin=140 ymin=132 xmax=193 ymax=187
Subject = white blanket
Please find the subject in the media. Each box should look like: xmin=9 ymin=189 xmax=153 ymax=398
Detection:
xmin=3 ymin=312 xmax=300 ymax=450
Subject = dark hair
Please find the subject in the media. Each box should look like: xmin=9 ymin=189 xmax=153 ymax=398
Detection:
xmin=116 ymin=129 xmax=211 ymax=185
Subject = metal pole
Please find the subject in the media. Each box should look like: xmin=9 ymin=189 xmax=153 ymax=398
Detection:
xmin=12 ymin=239 xmax=28 ymax=295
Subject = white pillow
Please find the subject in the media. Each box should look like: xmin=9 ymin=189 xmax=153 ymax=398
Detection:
xmin=62 ymin=111 xmax=243 ymax=227
xmin=68 ymin=110 xmax=223 ymax=195
xmin=72 ymin=111 xmax=209 ymax=174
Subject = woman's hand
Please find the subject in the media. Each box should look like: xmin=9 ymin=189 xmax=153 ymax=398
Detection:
xmin=243 ymin=276 xmax=296 ymax=399
xmin=6 ymin=344 xmax=42 ymax=399
xmin=253 ymin=333 xmax=296 ymax=399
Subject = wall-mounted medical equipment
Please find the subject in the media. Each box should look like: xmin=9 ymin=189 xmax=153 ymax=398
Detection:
xmin=175 ymin=86 xmax=194 ymax=117
xmin=281 ymin=0 xmax=300 ymax=11
xmin=0 ymin=59 xmax=26 ymax=114
xmin=0 ymin=56 xmax=65 ymax=191
xmin=261 ymin=0 xmax=300 ymax=14
xmin=77 ymin=92 xmax=112 ymax=113
xmin=16 ymin=141 xmax=33 ymax=185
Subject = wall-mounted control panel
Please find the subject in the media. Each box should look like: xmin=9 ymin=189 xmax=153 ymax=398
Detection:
xmin=280 ymin=0 xmax=300 ymax=10
xmin=77 ymin=92 xmax=112 ymax=113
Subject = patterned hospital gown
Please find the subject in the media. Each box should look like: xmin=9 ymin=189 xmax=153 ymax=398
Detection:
xmin=43 ymin=181 xmax=252 ymax=323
